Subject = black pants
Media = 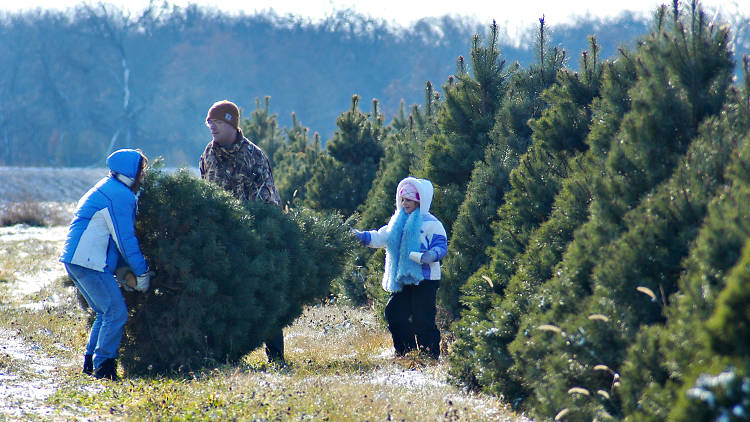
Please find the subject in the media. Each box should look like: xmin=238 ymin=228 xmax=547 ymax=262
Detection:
xmin=384 ymin=279 xmax=441 ymax=359
xmin=265 ymin=329 xmax=284 ymax=362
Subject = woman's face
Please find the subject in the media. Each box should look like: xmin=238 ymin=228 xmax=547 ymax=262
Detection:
xmin=400 ymin=196 xmax=419 ymax=214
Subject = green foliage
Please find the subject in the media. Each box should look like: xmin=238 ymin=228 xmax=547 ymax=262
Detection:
xmin=422 ymin=21 xmax=516 ymax=232
xmin=496 ymin=4 xmax=736 ymax=418
xmin=671 ymin=362 xmax=750 ymax=422
xmin=669 ymin=241 xmax=750 ymax=421
xmin=241 ymin=96 xmax=286 ymax=166
xmin=443 ymin=3 xmax=743 ymax=420
xmin=119 ymin=169 xmax=353 ymax=374
xmin=440 ymin=27 xmax=600 ymax=324
xmin=436 ymin=144 xmax=515 ymax=319
xmin=446 ymin=37 xmax=608 ymax=399
xmin=273 ymin=113 xmax=321 ymax=207
xmin=438 ymin=25 xmax=582 ymax=320
xmin=619 ymin=78 xmax=750 ymax=422
xmin=304 ymin=95 xmax=385 ymax=217
xmin=707 ymin=241 xmax=750 ymax=358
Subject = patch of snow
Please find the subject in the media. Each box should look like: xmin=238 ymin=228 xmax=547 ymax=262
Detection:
xmin=0 ymin=329 xmax=61 ymax=418
xmin=1 ymin=224 xmax=68 ymax=298
xmin=368 ymin=367 xmax=447 ymax=388
xmin=0 ymin=225 xmax=68 ymax=243
xmin=20 ymin=292 xmax=67 ymax=311
xmin=12 ymin=268 xmax=67 ymax=298
xmin=375 ymin=348 xmax=395 ymax=360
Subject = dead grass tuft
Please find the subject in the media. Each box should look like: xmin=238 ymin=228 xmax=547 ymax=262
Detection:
xmin=0 ymin=201 xmax=72 ymax=227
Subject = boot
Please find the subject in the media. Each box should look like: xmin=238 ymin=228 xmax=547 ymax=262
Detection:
xmin=82 ymin=354 xmax=93 ymax=375
xmin=265 ymin=330 xmax=285 ymax=365
xmin=93 ymin=358 xmax=119 ymax=381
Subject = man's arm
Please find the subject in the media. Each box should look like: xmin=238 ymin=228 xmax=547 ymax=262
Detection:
xmin=253 ymin=149 xmax=281 ymax=207
xmin=198 ymin=143 xmax=211 ymax=179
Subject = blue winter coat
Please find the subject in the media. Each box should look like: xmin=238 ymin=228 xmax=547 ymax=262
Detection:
xmin=59 ymin=149 xmax=149 ymax=276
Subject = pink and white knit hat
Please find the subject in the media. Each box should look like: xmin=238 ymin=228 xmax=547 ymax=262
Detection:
xmin=398 ymin=182 xmax=420 ymax=202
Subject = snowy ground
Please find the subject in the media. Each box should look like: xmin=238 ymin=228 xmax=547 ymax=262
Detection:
xmin=0 ymin=223 xmax=79 ymax=420
xmin=0 ymin=166 xmax=101 ymax=420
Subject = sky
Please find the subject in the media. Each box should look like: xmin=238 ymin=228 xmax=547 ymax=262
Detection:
xmin=0 ymin=0 xmax=746 ymax=37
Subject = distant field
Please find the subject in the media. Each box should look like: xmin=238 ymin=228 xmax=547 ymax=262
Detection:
xmin=0 ymin=167 xmax=200 ymax=204
xmin=0 ymin=167 xmax=106 ymax=204
xmin=0 ymin=167 xmax=199 ymax=226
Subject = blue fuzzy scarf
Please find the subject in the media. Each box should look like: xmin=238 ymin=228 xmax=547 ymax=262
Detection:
xmin=382 ymin=208 xmax=424 ymax=292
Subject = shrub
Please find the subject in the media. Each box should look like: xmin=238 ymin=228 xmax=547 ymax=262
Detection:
xmin=117 ymin=169 xmax=354 ymax=374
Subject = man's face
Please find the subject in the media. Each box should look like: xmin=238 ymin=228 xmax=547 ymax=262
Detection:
xmin=207 ymin=119 xmax=236 ymax=146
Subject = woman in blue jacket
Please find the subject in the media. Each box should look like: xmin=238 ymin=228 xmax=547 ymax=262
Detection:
xmin=59 ymin=149 xmax=151 ymax=380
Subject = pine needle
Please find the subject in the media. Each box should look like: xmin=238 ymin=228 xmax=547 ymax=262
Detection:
xmin=568 ymin=387 xmax=590 ymax=396
xmin=636 ymin=286 xmax=657 ymax=301
xmin=588 ymin=314 xmax=609 ymax=322
xmin=554 ymin=408 xmax=570 ymax=420
xmin=537 ymin=324 xmax=562 ymax=333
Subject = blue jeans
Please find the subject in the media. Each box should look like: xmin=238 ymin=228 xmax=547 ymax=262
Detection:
xmin=64 ymin=263 xmax=128 ymax=369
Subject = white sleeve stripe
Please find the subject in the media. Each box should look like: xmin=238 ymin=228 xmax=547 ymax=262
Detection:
xmin=102 ymin=207 xmax=122 ymax=254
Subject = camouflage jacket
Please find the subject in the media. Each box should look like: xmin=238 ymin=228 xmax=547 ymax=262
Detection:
xmin=199 ymin=132 xmax=281 ymax=206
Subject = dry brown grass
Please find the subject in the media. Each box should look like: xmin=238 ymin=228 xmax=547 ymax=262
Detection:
xmin=0 ymin=201 xmax=72 ymax=227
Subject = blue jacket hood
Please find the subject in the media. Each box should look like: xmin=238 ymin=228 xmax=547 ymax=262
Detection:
xmin=107 ymin=149 xmax=142 ymax=179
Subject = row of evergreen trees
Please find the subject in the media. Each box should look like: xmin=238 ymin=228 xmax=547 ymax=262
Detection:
xmin=235 ymin=1 xmax=748 ymax=419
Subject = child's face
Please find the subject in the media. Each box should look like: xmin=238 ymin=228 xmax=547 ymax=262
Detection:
xmin=400 ymin=196 xmax=419 ymax=214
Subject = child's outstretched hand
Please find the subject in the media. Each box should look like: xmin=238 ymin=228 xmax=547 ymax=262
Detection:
xmin=352 ymin=229 xmax=369 ymax=245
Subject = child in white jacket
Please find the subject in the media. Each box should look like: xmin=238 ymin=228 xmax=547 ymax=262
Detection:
xmin=354 ymin=177 xmax=448 ymax=359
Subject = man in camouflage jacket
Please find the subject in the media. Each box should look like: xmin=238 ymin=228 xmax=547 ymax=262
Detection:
xmin=199 ymin=101 xmax=281 ymax=206
xmin=199 ymin=100 xmax=285 ymax=362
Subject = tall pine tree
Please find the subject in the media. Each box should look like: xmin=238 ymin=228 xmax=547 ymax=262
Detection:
xmin=421 ymin=21 xmax=515 ymax=232
xmin=438 ymin=18 xmax=568 ymax=320
xmin=447 ymin=37 xmax=603 ymax=396
xmin=241 ymin=96 xmax=285 ymax=165
xmin=502 ymin=2 xmax=734 ymax=419
xmin=621 ymin=56 xmax=750 ymax=421
xmin=273 ymin=112 xmax=321 ymax=207
xmin=304 ymin=95 xmax=385 ymax=216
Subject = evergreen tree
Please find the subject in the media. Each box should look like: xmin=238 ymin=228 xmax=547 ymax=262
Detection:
xmin=500 ymin=2 xmax=734 ymax=418
xmin=241 ymin=96 xmax=285 ymax=165
xmin=669 ymin=235 xmax=750 ymax=421
xmin=670 ymin=241 xmax=750 ymax=421
xmin=303 ymin=95 xmax=385 ymax=216
xmin=117 ymin=169 xmax=353 ymax=374
xmin=537 ymin=91 xmax=743 ymax=420
xmin=621 ymin=60 xmax=750 ymax=421
xmin=447 ymin=38 xmax=615 ymax=399
xmin=438 ymin=18 xmax=568 ymax=320
xmin=273 ymin=112 xmax=321 ymax=207
xmin=421 ymin=21 xmax=515 ymax=232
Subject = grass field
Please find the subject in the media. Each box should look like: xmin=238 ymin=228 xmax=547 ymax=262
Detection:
xmin=0 ymin=221 xmax=530 ymax=421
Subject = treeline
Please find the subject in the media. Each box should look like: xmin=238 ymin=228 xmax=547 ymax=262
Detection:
xmin=253 ymin=0 xmax=750 ymax=420
xmin=0 ymin=1 xmax=662 ymax=167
